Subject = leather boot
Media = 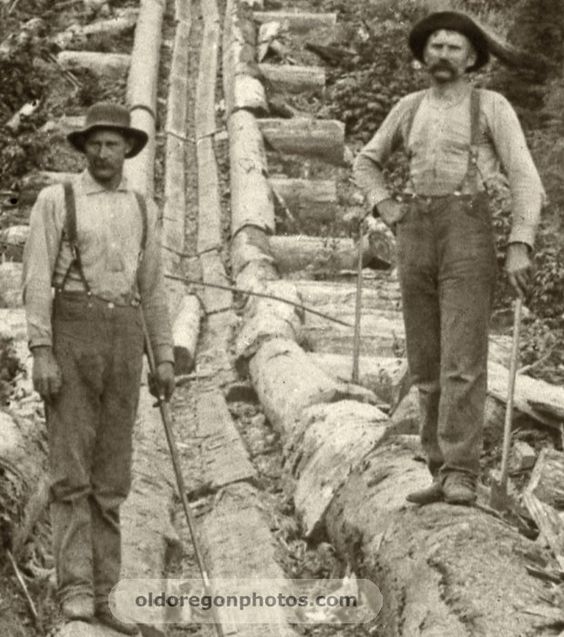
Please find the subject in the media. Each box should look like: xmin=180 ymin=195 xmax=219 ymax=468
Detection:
xmin=442 ymin=472 xmax=477 ymax=506
xmin=61 ymin=595 xmax=94 ymax=622
xmin=95 ymin=605 xmax=140 ymax=635
xmin=406 ymin=479 xmax=444 ymax=505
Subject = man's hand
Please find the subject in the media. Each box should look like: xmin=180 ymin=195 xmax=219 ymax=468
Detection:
xmin=148 ymin=362 xmax=175 ymax=402
xmin=32 ymin=346 xmax=62 ymax=403
xmin=505 ymin=242 xmax=533 ymax=299
xmin=374 ymin=198 xmax=406 ymax=230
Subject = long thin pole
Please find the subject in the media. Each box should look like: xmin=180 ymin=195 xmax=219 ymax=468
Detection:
xmin=499 ymin=297 xmax=523 ymax=496
xmin=140 ymin=312 xmax=224 ymax=637
xmin=351 ymin=233 xmax=364 ymax=383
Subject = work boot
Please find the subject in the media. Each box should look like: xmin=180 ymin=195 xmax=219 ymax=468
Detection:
xmin=406 ymin=479 xmax=444 ymax=505
xmin=61 ymin=595 xmax=94 ymax=622
xmin=442 ymin=472 xmax=477 ymax=506
xmin=95 ymin=605 xmax=140 ymax=635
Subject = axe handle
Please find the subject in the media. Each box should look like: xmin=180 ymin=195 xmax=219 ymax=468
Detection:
xmin=499 ymin=297 xmax=523 ymax=494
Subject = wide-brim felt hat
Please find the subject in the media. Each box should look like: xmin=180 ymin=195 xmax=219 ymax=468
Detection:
xmin=67 ymin=102 xmax=148 ymax=158
xmin=409 ymin=11 xmax=490 ymax=72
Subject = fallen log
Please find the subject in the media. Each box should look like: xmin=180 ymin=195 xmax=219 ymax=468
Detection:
xmin=259 ymin=117 xmax=345 ymax=165
xmin=231 ymin=226 xmax=277 ymax=282
xmin=124 ymin=0 xmax=165 ymax=196
xmin=269 ymin=177 xmax=336 ymax=206
xmin=5 ymin=99 xmax=41 ymax=134
xmin=526 ymin=448 xmax=564 ymax=509
xmin=228 ymin=110 xmax=275 ymax=235
xmin=172 ymin=295 xmax=201 ymax=374
xmin=259 ymin=63 xmax=326 ymax=94
xmin=522 ymin=490 xmax=564 ymax=571
xmin=17 ymin=171 xmax=77 ymax=206
xmin=308 ymin=353 xmax=405 ymax=404
xmin=269 ymin=233 xmax=392 ymax=273
xmin=52 ymin=9 xmax=138 ymax=49
xmin=252 ymin=11 xmax=337 ymax=32
xmin=223 ymin=0 xmax=268 ymax=116
xmin=235 ymin=280 xmax=303 ymax=364
xmin=57 ymin=51 xmax=130 ymax=78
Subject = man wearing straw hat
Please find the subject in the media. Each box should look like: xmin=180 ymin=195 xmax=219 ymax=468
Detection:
xmin=354 ymin=12 xmax=544 ymax=506
xmin=22 ymin=102 xmax=175 ymax=633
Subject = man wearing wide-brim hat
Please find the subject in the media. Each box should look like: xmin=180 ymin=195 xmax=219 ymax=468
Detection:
xmin=22 ymin=102 xmax=175 ymax=634
xmin=354 ymin=12 xmax=545 ymax=505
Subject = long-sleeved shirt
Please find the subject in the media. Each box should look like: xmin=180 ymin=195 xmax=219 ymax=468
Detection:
xmin=353 ymin=86 xmax=545 ymax=247
xmin=22 ymin=169 xmax=174 ymax=364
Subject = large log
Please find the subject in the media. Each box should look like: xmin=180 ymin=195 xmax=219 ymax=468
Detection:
xmin=259 ymin=63 xmax=326 ymax=94
xmin=124 ymin=0 xmax=165 ymax=196
xmin=269 ymin=234 xmax=392 ymax=273
xmin=259 ymin=117 xmax=345 ymax=165
xmin=269 ymin=177 xmax=336 ymax=206
xmin=52 ymin=9 xmax=138 ymax=48
xmin=252 ymin=11 xmax=337 ymax=32
xmin=223 ymin=0 xmax=268 ymax=116
xmin=308 ymin=353 xmax=405 ymax=404
xmin=172 ymin=295 xmax=201 ymax=374
xmin=228 ymin=110 xmax=275 ymax=235
xmin=57 ymin=51 xmax=130 ymax=78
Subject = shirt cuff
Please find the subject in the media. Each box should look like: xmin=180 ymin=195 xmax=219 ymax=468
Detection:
xmin=155 ymin=345 xmax=174 ymax=366
xmin=508 ymin=224 xmax=536 ymax=250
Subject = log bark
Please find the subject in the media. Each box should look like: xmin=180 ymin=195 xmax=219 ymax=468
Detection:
xmin=259 ymin=63 xmax=325 ymax=93
xmin=52 ymin=9 xmax=138 ymax=49
xmin=124 ymin=0 xmax=165 ymax=196
xmin=269 ymin=177 xmax=336 ymax=206
xmin=308 ymin=353 xmax=405 ymax=404
xmin=172 ymin=295 xmax=202 ymax=374
xmin=252 ymin=11 xmax=337 ymax=32
xmin=57 ymin=51 xmax=130 ymax=78
xmin=258 ymin=117 xmax=345 ymax=165
xmin=223 ymin=0 xmax=268 ymax=116
xmin=235 ymin=280 xmax=303 ymax=364
xmin=228 ymin=110 xmax=275 ymax=235
xmin=269 ymin=234 xmax=392 ymax=273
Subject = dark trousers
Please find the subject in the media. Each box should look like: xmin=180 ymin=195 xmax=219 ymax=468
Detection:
xmin=396 ymin=194 xmax=497 ymax=477
xmin=47 ymin=293 xmax=144 ymax=605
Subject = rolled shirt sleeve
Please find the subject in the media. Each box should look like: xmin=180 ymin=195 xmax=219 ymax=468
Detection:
xmin=487 ymin=92 xmax=545 ymax=248
xmin=138 ymin=198 xmax=174 ymax=365
xmin=22 ymin=185 xmax=65 ymax=350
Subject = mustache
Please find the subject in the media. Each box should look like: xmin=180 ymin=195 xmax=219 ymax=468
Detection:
xmin=429 ymin=61 xmax=455 ymax=72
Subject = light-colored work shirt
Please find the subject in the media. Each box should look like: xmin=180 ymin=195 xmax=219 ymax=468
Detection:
xmin=353 ymin=86 xmax=545 ymax=247
xmin=22 ymin=169 xmax=174 ymax=364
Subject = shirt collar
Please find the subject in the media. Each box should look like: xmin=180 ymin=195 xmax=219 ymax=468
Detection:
xmin=78 ymin=168 xmax=129 ymax=195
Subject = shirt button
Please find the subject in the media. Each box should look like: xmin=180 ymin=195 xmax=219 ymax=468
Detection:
xmin=108 ymin=302 xmax=115 ymax=309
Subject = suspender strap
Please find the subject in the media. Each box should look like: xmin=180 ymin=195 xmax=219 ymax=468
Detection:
xmin=59 ymin=181 xmax=92 ymax=295
xmin=457 ymin=88 xmax=484 ymax=194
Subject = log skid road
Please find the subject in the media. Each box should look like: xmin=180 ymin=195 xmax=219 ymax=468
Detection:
xmin=3 ymin=0 xmax=564 ymax=636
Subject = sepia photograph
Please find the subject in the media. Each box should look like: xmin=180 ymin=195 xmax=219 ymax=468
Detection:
xmin=0 ymin=0 xmax=563 ymax=635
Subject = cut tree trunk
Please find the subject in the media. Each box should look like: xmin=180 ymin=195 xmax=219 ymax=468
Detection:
xmin=259 ymin=117 xmax=345 ymax=164
xmin=259 ymin=63 xmax=325 ymax=93
xmin=57 ymin=51 xmax=130 ymax=78
xmin=228 ymin=110 xmax=275 ymax=235
xmin=223 ymin=0 xmax=268 ymax=116
xmin=252 ymin=11 xmax=337 ymax=32
xmin=53 ymin=9 xmax=138 ymax=48
xmin=172 ymin=295 xmax=202 ymax=374
xmin=124 ymin=0 xmax=165 ymax=196
xmin=269 ymin=234 xmax=392 ymax=273
xmin=308 ymin=353 xmax=405 ymax=404
xmin=269 ymin=177 xmax=336 ymax=206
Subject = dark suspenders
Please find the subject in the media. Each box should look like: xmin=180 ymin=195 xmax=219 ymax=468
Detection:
xmin=57 ymin=182 xmax=148 ymax=299
xmin=403 ymin=88 xmax=484 ymax=195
